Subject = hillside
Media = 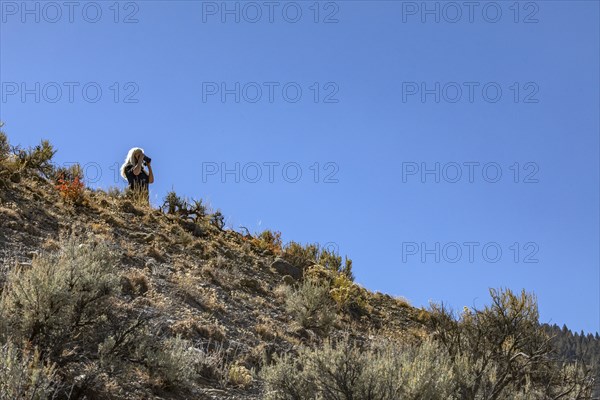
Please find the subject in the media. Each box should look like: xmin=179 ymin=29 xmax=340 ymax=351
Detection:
xmin=0 ymin=131 xmax=598 ymax=399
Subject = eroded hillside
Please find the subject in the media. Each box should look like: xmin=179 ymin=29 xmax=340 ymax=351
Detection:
xmin=0 ymin=137 xmax=422 ymax=399
xmin=0 ymin=131 xmax=597 ymax=400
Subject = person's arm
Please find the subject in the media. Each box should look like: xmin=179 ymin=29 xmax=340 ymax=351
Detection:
xmin=132 ymin=154 xmax=144 ymax=175
xmin=147 ymin=161 xmax=154 ymax=184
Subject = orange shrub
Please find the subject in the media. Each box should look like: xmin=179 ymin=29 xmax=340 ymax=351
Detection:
xmin=55 ymin=174 xmax=84 ymax=203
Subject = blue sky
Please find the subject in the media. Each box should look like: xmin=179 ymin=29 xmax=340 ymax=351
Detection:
xmin=1 ymin=0 xmax=598 ymax=333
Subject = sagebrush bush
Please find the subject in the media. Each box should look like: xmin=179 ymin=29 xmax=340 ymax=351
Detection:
xmin=0 ymin=341 xmax=59 ymax=400
xmin=427 ymin=288 xmax=595 ymax=399
xmin=95 ymin=311 xmax=155 ymax=377
xmin=265 ymin=289 xmax=595 ymax=400
xmin=143 ymin=335 xmax=202 ymax=388
xmin=140 ymin=336 xmax=237 ymax=389
xmin=284 ymin=279 xmax=336 ymax=334
xmin=261 ymin=334 xmax=455 ymax=400
xmin=0 ymin=236 xmax=118 ymax=357
xmin=261 ymin=350 xmax=314 ymax=400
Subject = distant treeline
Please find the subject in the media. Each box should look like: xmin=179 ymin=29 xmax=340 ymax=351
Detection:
xmin=544 ymin=324 xmax=600 ymax=395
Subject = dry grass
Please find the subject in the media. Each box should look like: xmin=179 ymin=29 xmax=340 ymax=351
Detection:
xmin=255 ymin=321 xmax=277 ymax=341
xmin=146 ymin=245 xmax=165 ymax=262
xmin=394 ymin=296 xmax=411 ymax=308
xmin=237 ymin=277 xmax=266 ymax=294
xmin=196 ymin=322 xmax=227 ymax=341
xmin=272 ymin=284 xmax=289 ymax=303
xmin=200 ymin=261 xmax=234 ymax=288
xmin=170 ymin=315 xmax=225 ymax=341
xmin=41 ymin=238 xmax=60 ymax=252
xmin=228 ymin=363 xmax=253 ymax=388
xmin=90 ymin=222 xmax=110 ymax=234
xmin=121 ymin=269 xmax=150 ymax=297
xmin=0 ymin=206 xmax=20 ymax=219
xmin=175 ymin=274 xmax=225 ymax=313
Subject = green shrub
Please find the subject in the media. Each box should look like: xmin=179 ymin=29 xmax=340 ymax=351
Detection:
xmin=210 ymin=211 xmax=225 ymax=230
xmin=51 ymin=163 xmax=83 ymax=182
xmin=161 ymin=192 xmax=207 ymax=224
xmin=97 ymin=315 xmax=148 ymax=374
xmin=0 ymin=124 xmax=16 ymax=187
xmin=161 ymin=190 xmax=186 ymax=215
xmin=281 ymin=242 xmax=319 ymax=270
xmin=284 ymin=279 xmax=336 ymax=335
xmin=282 ymin=242 xmax=354 ymax=280
xmin=265 ymin=288 xmax=595 ymax=400
xmin=0 ymin=342 xmax=59 ymax=400
xmin=427 ymin=288 xmax=595 ymax=399
xmin=254 ymin=230 xmax=283 ymax=254
xmin=143 ymin=335 xmax=202 ymax=388
xmin=0 ymin=236 xmax=118 ymax=358
xmin=301 ymin=264 xmax=365 ymax=318
xmin=317 ymin=249 xmax=354 ymax=281
xmin=340 ymin=257 xmax=354 ymax=281
xmin=0 ymin=122 xmax=9 ymax=161
xmin=187 ymin=198 xmax=207 ymax=223
xmin=261 ymin=334 xmax=455 ymax=400
xmin=329 ymin=273 xmax=369 ymax=316
xmin=14 ymin=139 xmax=56 ymax=178
xmin=316 ymin=248 xmax=342 ymax=271
xmin=261 ymin=351 xmax=315 ymax=400
xmin=139 ymin=336 xmax=237 ymax=389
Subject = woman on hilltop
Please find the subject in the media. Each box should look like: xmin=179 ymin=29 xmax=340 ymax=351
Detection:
xmin=120 ymin=147 xmax=154 ymax=201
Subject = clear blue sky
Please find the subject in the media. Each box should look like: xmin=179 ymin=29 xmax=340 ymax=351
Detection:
xmin=1 ymin=0 xmax=598 ymax=334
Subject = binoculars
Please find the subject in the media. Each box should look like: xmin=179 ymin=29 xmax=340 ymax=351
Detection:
xmin=143 ymin=155 xmax=151 ymax=165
